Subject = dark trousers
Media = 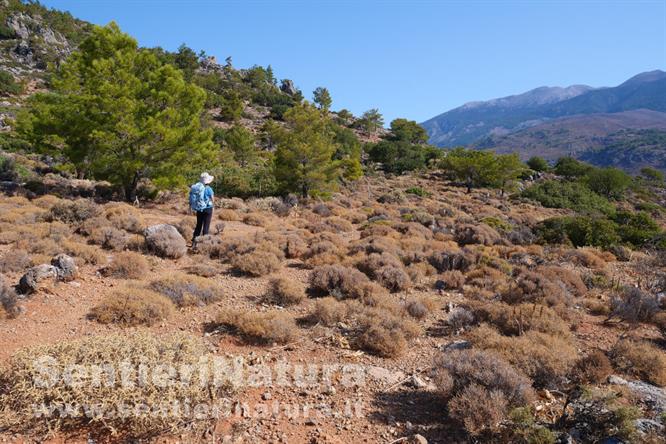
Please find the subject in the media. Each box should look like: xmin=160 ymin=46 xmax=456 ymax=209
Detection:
xmin=193 ymin=207 xmax=213 ymax=240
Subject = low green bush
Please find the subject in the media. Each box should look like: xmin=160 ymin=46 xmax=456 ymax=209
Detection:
xmin=522 ymin=180 xmax=615 ymax=216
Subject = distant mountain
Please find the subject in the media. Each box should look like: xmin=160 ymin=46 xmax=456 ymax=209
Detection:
xmin=422 ymin=70 xmax=666 ymax=147
xmin=475 ymin=109 xmax=666 ymax=173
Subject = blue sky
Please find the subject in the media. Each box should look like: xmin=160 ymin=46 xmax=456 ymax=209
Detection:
xmin=41 ymin=0 xmax=666 ymax=124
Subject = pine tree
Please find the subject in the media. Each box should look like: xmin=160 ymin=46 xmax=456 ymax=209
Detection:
xmin=273 ymin=103 xmax=341 ymax=197
xmin=18 ymin=23 xmax=215 ymax=201
xmin=313 ymin=86 xmax=332 ymax=111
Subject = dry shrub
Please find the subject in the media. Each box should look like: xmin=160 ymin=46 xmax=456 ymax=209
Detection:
xmin=434 ymin=349 xmax=534 ymax=436
xmin=243 ymin=212 xmax=267 ymax=227
xmin=193 ymin=234 xmax=225 ymax=258
xmin=449 ymin=384 xmax=508 ymax=437
xmin=436 ymin=270 xmax=465 ymax=291
xmin=359 ymin=223 xmax=399 ymax=239
xmin=309 ymin=264 xmax=386 ymax=300
xmin=89 ymin=287 xmax=174 ymax=326
xmin=312 ymin=203 xmax=332 ymax=216
xmin=0 ymin=275 xmax=19 ymax=319
xmin=216 ymin=308 xmax=297 ymax=344
xmin=265 ymin=277 xmax=305 ymax=306
xmin=284 ymin=234 xmax=308 ymax=259
xmin=183 ymin=262 xmax=220 ymax=278
xmin=308 ymin=217 xmax=353 ymax=234
xmin=310 ymin=297 xmax=351 ymax=326
xmin=218 ymin=209 xmax=241 ymax=221
xmin=447 ymin=307 xmax=475 ymax=330
xmin=406 ymin=296 xmax=439 ymax=319
xmin=469 ymin=325 xmax=577 ymax=387
xmin=610 ymin=339 xmax=666 ymax=386
xmin=565 ymin=248 xmax=607 ymax=269
xmin=357 ymin=253 xmax=411 ymax=292
xmin=653 ymin=312 xmax=666 ymax=339
xmin=465 ymin=266 xmax=508 ymax=292
xmin=0 ymin=332 xmax=221 ymax=437
xmin=356 ymin=307 xmax=420 ymax=358
xmin=502 ymin=268 xmax=569 ymax=307
xmin=91 ymin=226 xmax=129 ymax=251
xmin=62 ymin=240 xmax=107 ymax=265
xmin=217 ymin=237 xmax=255 ymax=262
xmin=455 ymin=223 xmax=501 ymax=246
xmin=47 ymin=199 xmax=100 ymax=224
xmin=174 ymin=217 xmax=196 ymax=239
xmin=0 ymin=249 xmax=30 ymax=273
xmin=231 ymin=250 xmax=281 ymax=276
xmin=428 ymin=249 xmax=473 ymax=272
xmin=609 ymin=286 xmax=659 ymax=323
xmin=571 ymin=350 xmax=612 ymax=384
xmin=539 ymin=266 xmax=587 ymax=299
xmin=150 ymin=273 xmax=223 ymax=306
xmin=101 ymin=203 xmax=144 ymax=233
xmin=102 ymin=251 xmax=149 ymax=279
xmin=468 ymin=301 xmax=571 ymax=338
xmin=32 ymin=194 xmax=62 ymax=209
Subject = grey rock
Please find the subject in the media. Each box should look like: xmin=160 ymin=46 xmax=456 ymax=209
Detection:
xmin=144 ymin=224 xmax=187 ymax=259
xmin=634 ymin=418 xmax=664 ymax=435
xmin=51 ymin=254 xmax=78 ymax=282
xmin=367 ymin=366 xmax=406 ymax=386
xmin=443 ymin=340 xmax=471 ymax=351
xmin=608 ymin=375 xmax=666 ymax=413
xmin=18 ymin=264 xmax=57 ymax=295
xmin=280 ymin=79 xmax=298 ymax=96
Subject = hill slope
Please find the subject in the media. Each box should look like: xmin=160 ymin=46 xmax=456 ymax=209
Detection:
xmin=422 ymin=70 xmax=666 ymax=148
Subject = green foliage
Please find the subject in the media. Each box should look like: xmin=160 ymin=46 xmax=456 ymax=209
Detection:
xmin=218 ymin=90 xmax=244 ymax=122
xmin=613 ymin=210 xmax=661 ymax=247
xmin=18 ymin=23 xmax=216 ymax=201
xmin=521 ymin=180 xmax=615 ymax=216
xmin=0 ymin=70 xmax=21 ymax=95
xmin=585 ymin=167 xmax=631 ymax=199
xmin=0 ymin=154 xmax=16 ymax=181
xmin=553 ymin=157 xmax=594 ymax=178
xmin=273 ymin=103 xmax=342 ymax=197
xmin=336 ymin=109 xmax=353 ymax=124
xmin=173 ymin=44 xmax=199 ymax=80
xmin=389 ymin=118 xmax=428 ymax=144
xmin=357 ymin=108 xmax=384 ymax=134
xmin=640 ymin=166 xmax=664 ymax=183
xmin=536 ymin=216 xmax=620 ymax=248
xmin=526 ymin=156 xmax=549 ymax=172
xmin=331 ymin=124 xmax=363 ymax=180
xmin=367 ymin=140 xmax=442 ymax=174
xmin=405 ymin=187 xmax=431 ymax=197
xmin=441 ymin=148 xmax=525 ymax=193
xmin=312 ymin=86 xmax=332 ymax=111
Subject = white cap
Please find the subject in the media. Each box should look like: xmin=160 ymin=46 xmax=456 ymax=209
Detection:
xmin=200 ymin=172 xmax=214 ymax=184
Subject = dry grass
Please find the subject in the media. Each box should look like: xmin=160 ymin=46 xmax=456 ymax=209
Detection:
xmin=216 ymin=308 xmax=298 ymax=344
xmin=0 ymin=332 xmax=222 ymax=437
xmin=0 ymin=249 xmax=30 ymax=273
xmin=150 ymin=273 xmax=223 ymax=306
xmin=89 ymin=287 xmax=174 ymax=326
xmin=102 ymin=251 xmax=149 ymax=279
xmin=231 ymin=250 xmax=281 ymax=276
xmin=469 ymin=325 xmax=578 ymax=387
xmin=264 ymin=277 xmax=305 ymax=306
xmin=610 ymin=339 xmax=666 ymax=386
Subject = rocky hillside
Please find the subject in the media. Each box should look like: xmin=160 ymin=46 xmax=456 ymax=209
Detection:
xmin=421 ymin=71 xmax=666 ymax=169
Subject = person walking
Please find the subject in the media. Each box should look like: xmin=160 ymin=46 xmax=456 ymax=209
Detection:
xmin=189 ymin=172 xmax=215 ymax=244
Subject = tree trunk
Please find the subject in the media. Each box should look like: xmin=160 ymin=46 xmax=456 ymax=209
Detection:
xmin=124 ymin=172 xmax=141 ymax=202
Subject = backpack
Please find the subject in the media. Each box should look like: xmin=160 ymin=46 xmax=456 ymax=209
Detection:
xmin=189 ymin=182 xmax=208 ymax=212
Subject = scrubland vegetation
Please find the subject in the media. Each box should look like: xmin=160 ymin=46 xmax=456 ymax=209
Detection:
xmin=0 ymin=7 xmax=665 ymax=444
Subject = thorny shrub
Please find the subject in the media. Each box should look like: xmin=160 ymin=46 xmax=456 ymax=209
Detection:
xmin=264 ymin=277 xmax=305 ymax=306
xmin=216 ymin=309 xmax=297 ymax=344
xmin=231 ymin=250 xmax=281 ymax=276
xmin=102 ymin=251 xmax=149 ymax=279
xmin=610 ymin=339 xmax=666 ymax=386
xmin=0 ymin=249 xmax=30 ymax=273
xmin=150 ymin=273 xmax=223 ymax=306
xmin=89 ymin=287 xmax=174 ymax=326
xmin=0 ymin=275 xmax=19 ymax=319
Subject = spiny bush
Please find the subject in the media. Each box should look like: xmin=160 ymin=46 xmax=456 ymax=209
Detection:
xmin=312 ymin=203 xmax=332 ymax=216
xmin=193 ymin=234 xmax=225 ymax=258
xmin=357 ymin=253 xmax=411 ymax=292
xmin=436 ymin=270 xmax=466 ymax=291
xmin=465 ymin=265 xmax=509 ymax=292
xmin=571 ymin=350 xmax=613 ymax=385
xmin=0 ymin=332 xmax=222 ymax=437
xmin=102 ymin=251 xmax=149 ymax=279
xmin=218 ymin=209 xmax=241 ymax=221
xmin=310 ymin=297 xmax=353 ymax=326
xmin=243 ymin=212 xmax=267 ymax=227
xmin=434 ymin=349 xmax=535 ymax=436
xmin=428 ymin=249 xmax=473 ymax=272
xmin=565 ymin=248 xmax=607 ymax=269
xmin=356 ymin=307 xmax=421 ymax=358
xmin=0 ymin=275 xmax=19 ymax=319
xmin=61 ymin=240 xmax=107 ymax=265
xmin=538 ymin=266 xmax=587 ymax=299
xmin=101 ymin=203 xmax=145 ymax=233
xmin=183 ymin=262 xmax=220 ymax=278
xmin=309 ymin=264 xmax=387 ymax=300
xmin=231 ymin=250 xmax=281 ymax=276
xmin=284 ymin=234 xmax=308 ymax=259
xmin=91 ymin=226 xmax=129 ymax=251
xmin=405 ymin=296 xmax=439 ymax=319
xmin=216 ymin=308 xmax=297 ymax=344
xmin=47 ymin=199 xmax=100 ymax=224
xmin=150 ymin=273 xmax=223 ymax=306
xmin=610 ymin=339 xmax=666 ymax=386
xmin=89 ymin=287 xmax=174 ymax=326
xmin=174 ymin=217 xmax=196 ymax=239
xmin=455 ymin=223 xmax=501 ymax=246
xmin=469 ymin=325 xmax=578 ymax=388
xmin=468 ymin=301 xmax=571 ymax=338
xmin=609 ymin=286 xmax=659 ymax=324
xmin=0 ymin=249 xmax=30 ymax=273
xmin=264 ymin=277 xmax=305 ymax=306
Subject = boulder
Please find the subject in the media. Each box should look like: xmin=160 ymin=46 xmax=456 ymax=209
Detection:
xmin=18 ymin=264 xmax=57 ymax=295
xmin=51 ymin=254 xmax=78 ymax=282
xmin=608 ymin=375 xmax=666 ymax=413
xmin=144 ymin=224 xmax=187 ymax=259
xmin=280 ymin=79 xmax=298 ymax=96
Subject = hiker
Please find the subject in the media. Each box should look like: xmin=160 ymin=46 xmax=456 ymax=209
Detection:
xmin=190 ymin=172 xmax=215 ymax=243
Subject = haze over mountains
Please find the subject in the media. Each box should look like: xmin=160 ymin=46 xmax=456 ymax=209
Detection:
xmin=422 ymin=70 xmax=666 ymax=172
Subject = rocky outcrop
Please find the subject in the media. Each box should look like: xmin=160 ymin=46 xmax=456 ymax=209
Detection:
xmin=17 ymin=254 xmax=78 ymax=294
xmin=51 ymin=254 xmax=78 ymax=282
xmin=144 ymin=224 xmax=187 ymax=259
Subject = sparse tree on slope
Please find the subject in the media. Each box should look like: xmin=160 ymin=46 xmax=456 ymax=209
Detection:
xmin=18 ymin=23 xmax=215 ymax=201
xmin=389 ymin=118 xmax=429 ymax=144
xmin=358 ymin=108 xmax=384 ymax=134
xmin=313 ymin=86 xmax=332 ymax=111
